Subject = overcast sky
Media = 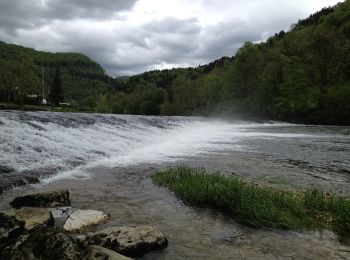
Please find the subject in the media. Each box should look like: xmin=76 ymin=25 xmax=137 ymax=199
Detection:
xmin=0 ymin=0 xmax=342 ymax=76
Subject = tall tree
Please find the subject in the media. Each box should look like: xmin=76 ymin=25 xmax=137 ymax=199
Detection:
xmin=50 ymin=66 xmax=63 ymax=106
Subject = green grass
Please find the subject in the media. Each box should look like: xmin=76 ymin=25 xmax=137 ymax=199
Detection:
xmin=152 ymin=166 xmax=350 ymax=234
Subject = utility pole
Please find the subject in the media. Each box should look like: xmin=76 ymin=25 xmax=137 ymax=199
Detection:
xmin=41 ymin=64 xmax=47 ymax=105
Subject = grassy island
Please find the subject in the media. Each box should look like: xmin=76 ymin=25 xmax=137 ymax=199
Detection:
xmin=152 ymin=166 xmax=350 ymax=234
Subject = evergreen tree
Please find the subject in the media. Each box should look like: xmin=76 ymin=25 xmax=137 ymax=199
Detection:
xmin=50 ymin=66 xmax=63 ymax=106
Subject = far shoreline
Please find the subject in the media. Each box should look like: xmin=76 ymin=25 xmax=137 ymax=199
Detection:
xmin=1 ymin=103 xmax=350 ymax=127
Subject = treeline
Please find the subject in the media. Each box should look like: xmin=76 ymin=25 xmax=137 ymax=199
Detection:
xmin=1 ymin=1 xmax=349 ymax=125
xmin=0 ymin=41 xmax=114 ymax=108
xmin=98 ymin=0 xmax=349 ymax=125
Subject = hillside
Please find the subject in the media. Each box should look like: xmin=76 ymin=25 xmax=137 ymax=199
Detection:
xmin=110 ymin=1 xmax=350 ymax=125
xmin=0 ymin=1 xmax=349 ymax=124
xmin=0 ymin=41 xmax=114 ymax=108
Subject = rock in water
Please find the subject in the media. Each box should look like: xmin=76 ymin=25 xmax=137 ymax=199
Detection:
xmin=88 ymin=245 xmax=133 ymax=260
xmin=29 ymin=226 xmax=85 ymax=259
xmin=63 ymin=210 xmax=109 ymax=232
xmin=6 ymin=207 xmax=54 ymax=230
xmin=0 ymin=213 xmax=24 ymax=250
xmin=50 ymin=207 xmax=74 ymax=228
xmin=10 ymin=190 xmax=70 ymax=209
xmin=1 ymin=226 xmax=86 ymax=259
xmin=79 ymin=226 xmax=168 ymax=256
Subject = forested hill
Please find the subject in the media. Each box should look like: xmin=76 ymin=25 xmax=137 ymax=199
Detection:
xmin=0 ymin=41 xmax=115 ymax=108
xmin=110 ymin=0 xmax=350 ymax=125
xmin=0 ymin=1 xmax=349 ymax=125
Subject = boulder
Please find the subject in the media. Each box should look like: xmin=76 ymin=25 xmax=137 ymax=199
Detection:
xmin=10 ymin=190 xmax=70 ymax=209
xmin=79 ymin=226 xmax=168 ymax=256
xmin=63 ymin=210 xmax=109 ymax=232
xmin=30 ymin=227 xmax=85 ymax=259
xmin=51 ymin=207 xmax=74 ymax=228
xmin=0 ymin=213 xmax=25 ymax=249
xmin=87 ymin=245 xmax=133 ymax=260
xmin=6 ymin=207 xmax=54 ymax=230
xmin=1 ymin=226 xmax=86 ymax=260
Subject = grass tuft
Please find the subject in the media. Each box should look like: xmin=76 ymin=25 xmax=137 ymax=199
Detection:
xmin=152 ymin=166 xmax=350 ymax=234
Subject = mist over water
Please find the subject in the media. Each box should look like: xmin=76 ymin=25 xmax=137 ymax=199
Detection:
xmin=0 ymin=110 xmax=349 ymax=190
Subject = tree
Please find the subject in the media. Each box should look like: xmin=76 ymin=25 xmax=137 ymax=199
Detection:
xmin=50 ymin=66 xmax=63 ymax=106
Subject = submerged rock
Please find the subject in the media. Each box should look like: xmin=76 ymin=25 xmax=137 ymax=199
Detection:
xmin=10 ymin=190 xmax=70 ymax=209
xmin=0 ymin=173 xmax=40 ymax=194
xmin=6 ymin=207 xmax=54 ymax=230
xmin=87 ymin=245 xmax=133 ymax=260
xmin=78 ymin=226 xmax=168 ymax=256
xmin=63 ymin=210 xmax=109 ymax=232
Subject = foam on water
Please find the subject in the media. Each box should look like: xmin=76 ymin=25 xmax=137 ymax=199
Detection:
xmin=0 ymin=111 xmax=347 ymax=185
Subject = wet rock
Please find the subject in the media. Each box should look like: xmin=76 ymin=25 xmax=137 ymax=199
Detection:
xmin=79 ymin=226 xmax=168 ymax=256
xmin=1 ymin=234 xmax=36 ymax=260
xmin=0 ymin=165 xmax=14 ymax=173
xmin=6 ymin=207 xmax=54 ymax=230
xmin=10 ymin=190 xmax=70 ymax=209
xmin=1 ymin=225 xmax=88 ymax=260
xmin=31 ymin=227 xmax=85 ymax=259
xmin=51 ymin=207 xmax=74 ymax=228
xmin=64 ymin=210 xmax=109 ymax=232
xmin=0 ymin=173 xmax=40 ymax=194
xmin=0 ymin=213 xmax=25 ymax=249
xmin=87 ymin=245 xmax=133 ymax=260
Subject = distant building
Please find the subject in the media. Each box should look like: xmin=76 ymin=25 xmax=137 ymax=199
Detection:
xmin=59 ymin=102 xmax=70 ymax=108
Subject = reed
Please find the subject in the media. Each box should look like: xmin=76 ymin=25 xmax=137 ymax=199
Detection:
xmin=152 ymin=166 xmax=350 ymax=234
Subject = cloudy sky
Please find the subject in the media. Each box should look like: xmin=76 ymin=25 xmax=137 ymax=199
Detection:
xmin=0 ymin=0 xmax=342 ymax=76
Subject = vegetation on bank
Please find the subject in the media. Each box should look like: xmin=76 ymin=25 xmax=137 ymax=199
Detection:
xmin=0 ymin=102 xmax=92 ymax=113
xmin=0 ymin=40 xmax=115 ymax=107
xmin=110 ymin=1 xmax=349 ymax=125
xmin=152 ymin=166 xmax=350 ymax=234
xmin=0 ymin=1 xmax=349 ymax=124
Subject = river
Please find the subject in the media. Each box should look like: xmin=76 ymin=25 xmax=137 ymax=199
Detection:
xmin=0 ymin=111 xmax=349 ymax=259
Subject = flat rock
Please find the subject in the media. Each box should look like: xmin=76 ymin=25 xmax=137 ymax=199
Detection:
xmin=79 ymin=226 xmax=168 ymax=256
xmin=88 ymin=245 xmax=133 ymax=260
xmin=10 ymin=190 xmax=70 ymax=209
xmin=63 ymin=210 xmax=109 ymax=232
xmin=6 ymin=207 xmax=54 ymax=230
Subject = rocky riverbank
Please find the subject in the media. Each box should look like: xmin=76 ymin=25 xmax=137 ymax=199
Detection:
xmin=0 ymin=190 xmax=168 ymax=259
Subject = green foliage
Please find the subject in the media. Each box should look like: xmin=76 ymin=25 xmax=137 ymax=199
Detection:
xmin=106 ymin=1 xmax=350 ymax=124
xmin=122 ymin=84 xmax=166 ymax=115
xmin=1 ymin=1 xmax=349 ymax=121
xmin=152 ymin=166 xmax=350 ymax=234
xmin=96 ymin=94 xmax=111 ymax=113
xmin=0 ymin=40 xmax=113 ymax=106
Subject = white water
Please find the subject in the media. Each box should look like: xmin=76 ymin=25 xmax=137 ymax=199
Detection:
xmin=2 ymin=111 xmax=346 ymax=185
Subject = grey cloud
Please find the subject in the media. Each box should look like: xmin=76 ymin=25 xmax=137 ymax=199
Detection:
xmin=0 ymin=0 xmax=339 ymax=76
xmin=0 ymin=0 xmax=137 ymax=32
xmin=144 ymin=17 xmax=201 ymax=34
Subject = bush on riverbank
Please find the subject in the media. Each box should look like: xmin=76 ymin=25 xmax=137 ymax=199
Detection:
xmin=152 ymin=166 xmax=350 ymax=234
